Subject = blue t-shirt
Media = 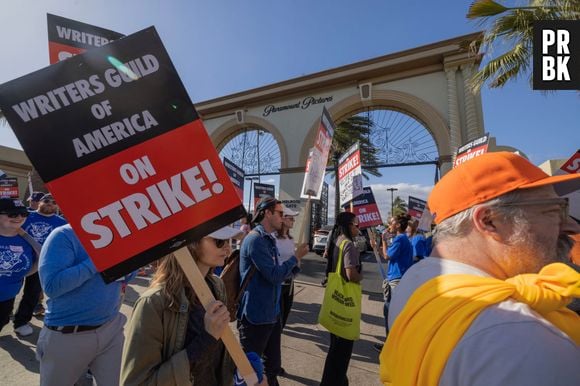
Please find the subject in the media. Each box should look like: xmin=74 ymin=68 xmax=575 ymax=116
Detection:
xmin=0 ymin=235 xmax=35 ymax=301
xmin=386 ymin=234 xmax=413 ymax=281
xmin=22 ymin=212 xmax=67 ymax=245
xmin=410 ymin=234 xmax=427 ymax=259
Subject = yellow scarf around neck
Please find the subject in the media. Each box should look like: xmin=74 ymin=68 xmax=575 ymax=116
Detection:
xmin=379 ymin=262 xmax=580 ymax=386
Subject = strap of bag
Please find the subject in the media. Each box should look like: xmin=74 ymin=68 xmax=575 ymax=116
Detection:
xmin=234 ymin=229 xmax=261 ymax=304
xmin=335 ymin=239 xmax=350 ymax=275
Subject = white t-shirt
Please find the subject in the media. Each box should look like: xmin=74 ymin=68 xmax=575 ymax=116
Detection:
xmin=276 ymin=237 xmax=295 ymax=264
xmin=389 ymin=257 xmax=580 ymax=386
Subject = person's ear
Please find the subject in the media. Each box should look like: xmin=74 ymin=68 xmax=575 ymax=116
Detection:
xmin=472 ymin=206 xmax=503 ymax=242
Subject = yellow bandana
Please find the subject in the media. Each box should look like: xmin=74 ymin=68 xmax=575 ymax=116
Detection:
xmin=379 ymin=262 xmax=580 ymax=386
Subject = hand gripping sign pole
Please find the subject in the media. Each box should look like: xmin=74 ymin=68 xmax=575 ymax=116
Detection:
xmin=174 ymin=248 xmax=258 ymax=385
xmin=367 ymin=228 xmax=388 ymax=280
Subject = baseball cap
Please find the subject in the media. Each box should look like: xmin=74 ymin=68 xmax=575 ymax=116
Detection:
xmin=252 ymin=196 xmax=279 ymax=223
xmin=0 ymin=198 xmax=28 ymax=214
xmin=282 ymin=205 xmax=299 ymax=217
xmin=28 ymin=191 xmax=45 ymax=202
xmin=428 ymin=152 xmax=580 ymax=224
xmin=208 ymin=226 xmax=244 ymax=240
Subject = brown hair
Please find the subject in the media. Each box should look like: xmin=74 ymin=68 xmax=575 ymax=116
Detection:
xmin=149 ymin=242 xmax=201 ymax=310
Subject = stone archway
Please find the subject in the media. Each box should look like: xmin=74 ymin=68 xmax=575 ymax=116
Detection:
xmin=211 ymin=115 xmax=289 ymax=171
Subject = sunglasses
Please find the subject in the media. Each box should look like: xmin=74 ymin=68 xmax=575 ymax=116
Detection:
xmin=42 ymin=199 xmax=57 ymax=204
xmin=495 ymin=197 xmax=569 ymax=222
xmin=0 ymin=211 xmax=29 ymax=218
xmin=211 ymin=238 xmax=228 ymax=248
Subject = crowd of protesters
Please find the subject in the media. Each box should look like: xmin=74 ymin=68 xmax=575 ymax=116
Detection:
xmin=0 ymin=150 xmax=579 ymax=386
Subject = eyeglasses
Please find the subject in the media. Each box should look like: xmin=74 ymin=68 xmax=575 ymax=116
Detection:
xmin=0 ymin=211 xmax=29 ymax=218
xmin=212 ymin=238 xmax=228 ymax=248
xmin=42 ymin=199 xmax=57 ymax=204
xmin=350 ymin=223 xmax=359 ymax=228
xmin=495 ymin=197 xmax=569 ymax=221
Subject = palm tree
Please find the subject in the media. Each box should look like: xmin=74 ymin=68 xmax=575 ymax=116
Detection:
xmin=331 ymin=115 xmax=382 ymax=219
xmin=467 ymin=0 xmax=579 ymax=90
xmin=392 ymin=196 xmax=408 ymax=217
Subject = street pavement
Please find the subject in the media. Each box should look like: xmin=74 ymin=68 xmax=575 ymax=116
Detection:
xmin=0 ymin=252 xmax=387 ymax=385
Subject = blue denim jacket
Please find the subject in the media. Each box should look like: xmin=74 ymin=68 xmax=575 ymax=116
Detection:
xmin=237 ymin=225 xmax=300 ymax=324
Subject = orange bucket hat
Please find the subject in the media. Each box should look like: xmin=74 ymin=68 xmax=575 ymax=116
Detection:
xmin=428 ymin=152 xmax=580 ymax=224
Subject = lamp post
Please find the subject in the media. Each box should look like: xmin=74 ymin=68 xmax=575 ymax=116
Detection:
xmin=246 ymin=176 xmax=260 ymax=213
xmin=387 ymin=187 xmax=398 ymax=217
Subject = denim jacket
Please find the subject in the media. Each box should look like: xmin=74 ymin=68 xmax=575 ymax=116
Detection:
xmin=237 ymin=225 xmax=300 ymax=324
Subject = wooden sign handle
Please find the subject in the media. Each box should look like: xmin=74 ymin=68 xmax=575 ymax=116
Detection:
xmin=174 ymin=247 xmax=258 ymax=385
xmin=297 ymin=196 xmax=311 ymax=245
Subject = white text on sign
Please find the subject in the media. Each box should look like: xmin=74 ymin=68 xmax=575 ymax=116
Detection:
xmin=81 ymin=156 xmax=224 ymax=248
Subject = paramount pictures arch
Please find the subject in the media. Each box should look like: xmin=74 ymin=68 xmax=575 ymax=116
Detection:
xmin=197 ymin=32 xmax=522 ymax=235
xmin=198 ymin=33 xmax=521 ymax=237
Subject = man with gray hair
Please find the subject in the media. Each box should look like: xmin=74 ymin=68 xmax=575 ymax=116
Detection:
xmin=379 ymin=152 xmax=580 ymax=386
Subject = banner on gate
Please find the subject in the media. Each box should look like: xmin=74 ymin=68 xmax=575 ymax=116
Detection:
xmin=0 ymin=27 xmax=245 ymax=282
xmin=453 ymin=134 xmax=489 ymax=168
xmin=408 ymin=196 xmax=427 ymax=220
xmin=254 ymin=183 xmax=275 ymax=207
xmin=223 ymin=157 xmax=245 ymax=201
xmin=301 ymin=107 xmax=335 ymax=199
xmin=346 ymin=187 xmax=382 ymax=229
xmin=0 ymin=178 xmax=19 ymax=199
xmin=338 ymin=142 xmax=363 ymax=206
xmin=47 ymin=13 xmax=124 ymax=64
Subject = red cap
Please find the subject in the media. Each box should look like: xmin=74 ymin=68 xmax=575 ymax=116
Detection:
xmin=428 ymin=152 xmax=580 ymax=224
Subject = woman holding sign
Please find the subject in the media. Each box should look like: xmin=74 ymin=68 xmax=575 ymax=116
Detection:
xmin=121 ymin=226 xmax=265 ymax=386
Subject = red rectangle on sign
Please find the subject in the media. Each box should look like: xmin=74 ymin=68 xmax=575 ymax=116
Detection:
xmin=46 ymin=120 xmax=243 ymax=272
xmin=353 ymin=203 xmax=383 ymax=228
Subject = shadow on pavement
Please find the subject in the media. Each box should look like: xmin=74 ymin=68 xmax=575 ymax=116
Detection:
xmin=0 ymin=334 xmax=40 ymax=374
xmin=281 ymin=371 xmax=320 ymax=385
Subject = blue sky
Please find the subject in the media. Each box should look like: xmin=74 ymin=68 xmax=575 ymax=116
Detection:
xmin=1 ymin=1 xmax=577 ymax=219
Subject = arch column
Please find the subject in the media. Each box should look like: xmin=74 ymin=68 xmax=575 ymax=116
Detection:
xmin=445 ymin=66 xmax=462 ymax=158
xmin=461 ymin=64 xmax=479 ymax=141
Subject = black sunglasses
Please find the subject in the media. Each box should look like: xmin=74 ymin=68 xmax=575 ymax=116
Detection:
xmin=42 ymin=199 xmax=57 ymax=204
xmin=0 ymin=211 xmax=29 ymax=218
xmin=212 ymin=238 xmax=228 ymax=248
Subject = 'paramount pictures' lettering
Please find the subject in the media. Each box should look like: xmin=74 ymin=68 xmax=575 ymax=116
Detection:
xmin=263 ymin=95 xmax=333 ymax=116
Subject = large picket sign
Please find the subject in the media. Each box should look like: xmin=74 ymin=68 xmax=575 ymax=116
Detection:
xmin=47 ymin=13 xmax=124 ymax=64
xmin=253 ymin=182 xmax=275 ymax=207
xmin=301 ymin=106 xmax=335 ymax=199
xmin=338 ymin=142 xmax=363 ymax=206
xmin=223 ymin=157 xmax=245 ymax=201
xmin=453 ymin=133 xmax=489 ymax=168
xmin=0 ymin=27 xmax=245 ymax=282
xmin=348 ymin=187 xmax=382 ymax=229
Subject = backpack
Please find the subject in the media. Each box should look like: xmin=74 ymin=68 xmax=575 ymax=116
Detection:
xmin=219 ymin=249 xmax=256 ymax=322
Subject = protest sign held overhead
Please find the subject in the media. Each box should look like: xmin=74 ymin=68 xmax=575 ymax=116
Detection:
xmin=453 ymin=134 xmax=489 ymax=168
xmin=338 ymin=142 xmax=363 ymax=207
xmin=223 ymin=157 xmax=245 ymax=201
xmin=47 ymin=13 xmax=124 ymax=64
xmin=345 ymin=187 xmax=382 ymax=229
xmin=0 ymin=178 xmax=19 ymax=199
xmin=408 ymin=196 xmax=426 ymax=220
xmin=253 ymin=182 xmax=275 ymax=207
xmin=0 ymin=27 xmax=246 ymax=282
xmin=301 ymin=106 xmax=335 ymax=199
